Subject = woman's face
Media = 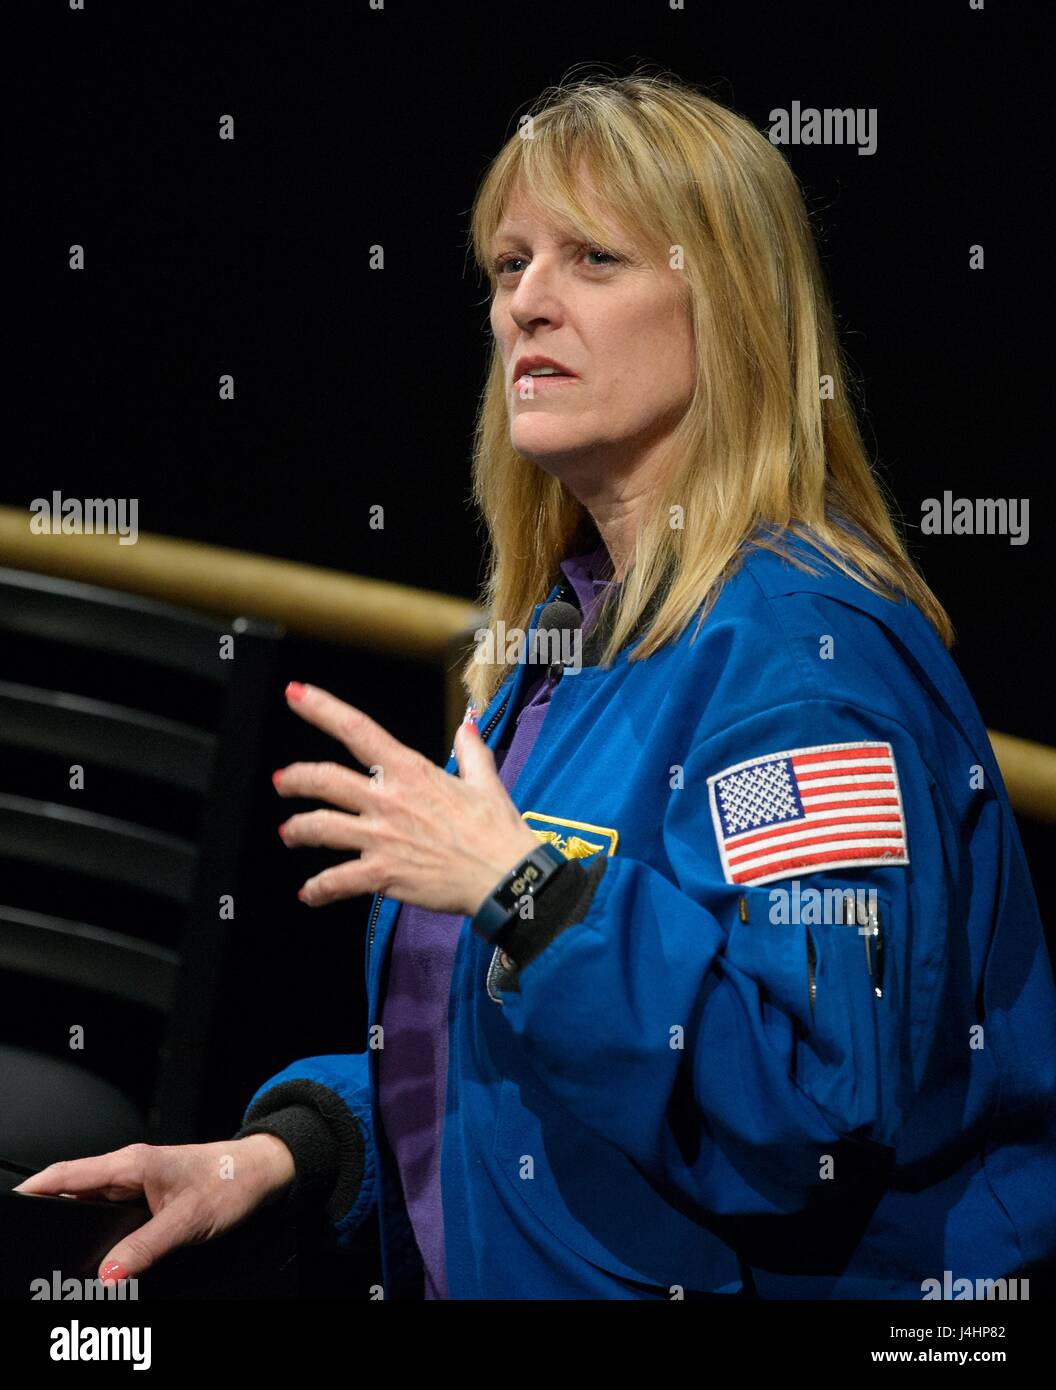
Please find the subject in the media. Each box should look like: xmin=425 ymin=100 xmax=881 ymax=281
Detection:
xmin=488 ymin=186 xmax=696 ymax=488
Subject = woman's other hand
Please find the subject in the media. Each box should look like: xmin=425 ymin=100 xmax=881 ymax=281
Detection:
xmin=10 ymin=1134 xmax=295 ymax=1282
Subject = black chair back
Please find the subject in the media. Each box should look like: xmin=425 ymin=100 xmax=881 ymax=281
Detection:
xmin=0 ymin=564 xmax=281 ymax=1151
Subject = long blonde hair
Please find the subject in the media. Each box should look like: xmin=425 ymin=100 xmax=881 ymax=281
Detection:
xmin=461 ymin=69 xmax=953 ymax=711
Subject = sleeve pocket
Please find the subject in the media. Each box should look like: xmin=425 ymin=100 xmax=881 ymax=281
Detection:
xmin=702 ymin=884 xmax=898 ymax=1147
xmin=797 ymin=889 xmax=896 ymax=1143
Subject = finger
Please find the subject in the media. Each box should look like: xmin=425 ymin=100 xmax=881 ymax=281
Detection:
xmin=285 ymin=683 xmax=409 ymax=775
xmin=12 ymin=1147 xmax=146 ymax=1200
xmin=299 ymin=857 xmax=380 ymax=907
xmin=454 ymin=716 xmax=498 ymax=784
xmin=275 ymin=759 xmax=374 ymax=812
xmin=97 ymin=1202 xmax=198 ymax=1281
xmin=281 ymin=807 xmax=373 ymax=851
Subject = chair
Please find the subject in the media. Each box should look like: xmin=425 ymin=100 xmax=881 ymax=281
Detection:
xmin=0 ymin=564 xmax=281 ymax=1166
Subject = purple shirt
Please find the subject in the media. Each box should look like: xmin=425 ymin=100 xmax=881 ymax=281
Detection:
xmin=377 ymin=541 xmax=613 ymax=1299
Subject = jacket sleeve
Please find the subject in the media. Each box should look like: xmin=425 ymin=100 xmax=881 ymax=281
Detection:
xmin=495 ymin=695 xmax=951 ymax=1220
xmin=236 ymin=1052 xmax=377 ymax=1248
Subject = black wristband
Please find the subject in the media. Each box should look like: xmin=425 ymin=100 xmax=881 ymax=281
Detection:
xmin=469 ymin=840 xmax=569 ymax=945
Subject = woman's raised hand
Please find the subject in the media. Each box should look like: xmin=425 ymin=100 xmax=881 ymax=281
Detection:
xmin=275 ymin=682 xmax=540 ymax=917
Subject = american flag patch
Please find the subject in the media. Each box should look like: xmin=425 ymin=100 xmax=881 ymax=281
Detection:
xmin=707 ymin=740 xmax=909 ymax=886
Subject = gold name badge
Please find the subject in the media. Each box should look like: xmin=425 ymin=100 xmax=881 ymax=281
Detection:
xmin=520 ymin=810 xmax=619 ymax=861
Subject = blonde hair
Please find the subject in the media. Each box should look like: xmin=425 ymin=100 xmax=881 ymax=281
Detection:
xmin=460 ymin=69 xmax=953 ymax=711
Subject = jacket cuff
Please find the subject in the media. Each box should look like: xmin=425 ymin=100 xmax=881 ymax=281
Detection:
xmin=233 ymin=1080 xmax=363 ymax=1225
xmin=496 ymin=854 xmax=609 ymax=990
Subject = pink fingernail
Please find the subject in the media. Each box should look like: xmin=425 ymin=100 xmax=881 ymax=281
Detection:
xmin=278 ymin=822 xmax=288 ymax=841
xmin=272 ymin=769 xmax=285 ymax=790
xmin=286 ymin=682 xmax=308 ymax=702
xmin=100 ymin=1261 xmax=128 ymax=1283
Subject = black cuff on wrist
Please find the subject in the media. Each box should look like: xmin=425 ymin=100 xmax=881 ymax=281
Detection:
xmin=234 ymin=1079 xmax=364 ymax=1223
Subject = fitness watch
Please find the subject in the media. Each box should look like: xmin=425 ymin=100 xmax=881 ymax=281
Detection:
xmin=469 ymin=840 xmax=569 ymax=946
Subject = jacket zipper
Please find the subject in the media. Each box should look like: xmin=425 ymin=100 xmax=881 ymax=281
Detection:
xmin=367 ymin=688 xmax=514 ymax=957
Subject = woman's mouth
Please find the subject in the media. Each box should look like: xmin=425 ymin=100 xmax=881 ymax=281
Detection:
xmin=513 ymin=371 xmax=580 ymax=392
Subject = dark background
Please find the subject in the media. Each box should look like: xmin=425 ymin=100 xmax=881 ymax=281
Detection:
xmin=5 ymin=0 xmax=1052 ymax=1189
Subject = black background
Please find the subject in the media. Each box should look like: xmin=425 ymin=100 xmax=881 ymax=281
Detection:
xmin=4 ymin=0 xmax=1053 ymax=1304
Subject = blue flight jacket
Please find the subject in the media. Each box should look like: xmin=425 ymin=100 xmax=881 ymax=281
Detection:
xmin=242 ymin=531 xmax=1056 ymax=1298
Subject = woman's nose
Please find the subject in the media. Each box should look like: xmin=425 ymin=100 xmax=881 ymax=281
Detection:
xmin=509 ymin=272 xmax=563 ymax=327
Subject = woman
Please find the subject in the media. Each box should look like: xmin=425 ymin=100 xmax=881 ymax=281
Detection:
xmin=15 ymin=73 xmax=1056 ymax=1299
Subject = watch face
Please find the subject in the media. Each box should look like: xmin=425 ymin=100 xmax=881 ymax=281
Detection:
xmin=504 ymin=855 xmax=549 ymax=904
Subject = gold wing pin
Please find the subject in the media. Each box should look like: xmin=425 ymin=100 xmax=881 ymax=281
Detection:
xmin=563 ymin=835 xmax=603 ymax=860
xmin=533 ymin=829 xmax=562 ymax=846
xmin=529 ymin=828 xmax=603 ymax=860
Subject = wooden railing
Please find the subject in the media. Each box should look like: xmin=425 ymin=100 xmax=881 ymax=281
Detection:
xmin=1 ymin=506 xmax=1053 ymax=822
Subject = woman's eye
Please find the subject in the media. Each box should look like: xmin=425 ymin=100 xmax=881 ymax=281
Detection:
xmin=493 ymin=246 xmax=619 ymax=278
